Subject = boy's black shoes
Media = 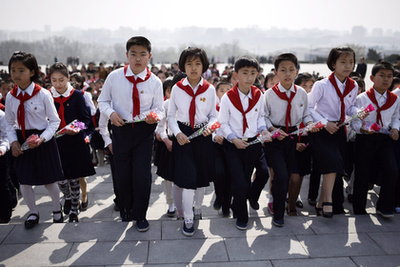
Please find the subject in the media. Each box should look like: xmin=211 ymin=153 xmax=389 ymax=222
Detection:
xmin=137 ymin=219 xmax=150 ymax=232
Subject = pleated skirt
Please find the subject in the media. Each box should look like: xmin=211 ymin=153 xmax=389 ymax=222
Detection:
xmin=15 ymin=129 xmax=63 ymax=185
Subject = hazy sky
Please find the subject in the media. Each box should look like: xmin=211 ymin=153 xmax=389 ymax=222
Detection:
xmin=2 ymin=0 xmax=399 ymax=33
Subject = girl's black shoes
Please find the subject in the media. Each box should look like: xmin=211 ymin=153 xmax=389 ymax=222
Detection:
xmin=53 ymin=210 xmax=64 ymax=223
xmin=69 ymin=213 xmax=79 ymax=222
xmin=24 ymin=213 xmax=39 ymax=229
xmin=322 ymin=202 xmax=333 ymax=218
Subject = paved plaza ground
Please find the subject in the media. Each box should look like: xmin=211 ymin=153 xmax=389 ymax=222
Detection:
xmin=1 ymin=163 xmax=400 ymax=266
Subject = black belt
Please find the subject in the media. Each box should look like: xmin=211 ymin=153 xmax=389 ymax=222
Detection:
xmin=240 ymin=136 xmax=258 ymax=142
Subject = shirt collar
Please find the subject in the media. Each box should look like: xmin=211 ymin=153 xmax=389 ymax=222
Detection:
xmin=182 ymin=77 xmax=204 ymax=89
xmin=51 ymin=83 xmax=74 ymax=98
xmin=238 ymin=87 xmax=253 ymax=100
xmin=126 ymin=67 xmax=147 ymax=80
xmin=18 ymin=82 xmax=35 ymax=96
xmin=334 ymin=75 xmax=346 ymax=88
xmin=278 ymin=83 xmax=296 ymax=93
xmin=374 ymin=88 xmax=387 ymax=99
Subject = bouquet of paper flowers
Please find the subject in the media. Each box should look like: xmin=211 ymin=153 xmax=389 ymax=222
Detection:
xmin=289 ymin=118 xmax=328 ymax=136
xmin=187 ymin=120 xmax=221 ymax=140
xmin=361 ymin=121 xmax=391 ymax=135
xmin=338 ymin=104 xmax=375 ymax=127
xmin=55 ymin=120 xmax=86 ymax=138
xmin=20 ymin=134 xmax=41 ymax=151
xmin=126 ymin=108 xmax=165 ymax=123
xmin=247 ymin=129 xmax=282 ymax=146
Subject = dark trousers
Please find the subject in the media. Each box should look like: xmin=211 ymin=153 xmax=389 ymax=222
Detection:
xmin=224 ymin=140 xmax=268 ymax=224
xmin=307 ymin=165 xmax=321 ymax=201
xmin=214 ymin=143 xmax=232 ymax=213
xmin=265 ymin=137 xmax=297 ymax=220
xmin=251 ymin=149 xmax=269 ymax=202
xmin=107 ymin=149 xmax=120 ymax=208
xmin=353 ymin=134 xmax=398 ymax=214
xmin=112 ymin=122 xmax=156 ymax=221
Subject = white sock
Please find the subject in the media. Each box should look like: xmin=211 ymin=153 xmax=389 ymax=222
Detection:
xmin=182 ymin=188 xmax=194 ymax=222
xmin=173 ymin=185 xmax=183 ymax=213
xmin=20 ymin=184 xmax=38 ymax=216
xmin=194 ymin=187 xmax=205 ymax=211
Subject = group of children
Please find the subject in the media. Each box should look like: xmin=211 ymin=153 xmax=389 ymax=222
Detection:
xmin=1 ymin=36 xmax=399 ymax=237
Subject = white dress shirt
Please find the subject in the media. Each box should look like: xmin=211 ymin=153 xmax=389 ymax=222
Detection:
xmin=5 ymin=82 xmax=61 ymax=143
xmin=264 ymin=83 xmax=313 ymax=130
xmin=351 ymin=89 xmax=400 ymax=133
xmin=50 ymin=83 xmax=74 ymax=98
xmin=98 ymin=67 xmax=164 ymax=121
xmin=82 ymin=91 xmax=96 ymax=116
xmin=99 ymin=112 xmax=112 ymax=148
xmin=167 ymin=77 xmax=217 ymax=136
xmin=156 ymin=99 xmax=172 ymax=140
xmin=218 ymin=87 xmax=266 ymax=141
xmin=308 ymin=75 xmax=358 ymax=122
xmin=0 ymin=110 xmax=9 ymax=155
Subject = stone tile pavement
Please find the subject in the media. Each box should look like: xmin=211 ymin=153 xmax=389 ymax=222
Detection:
xmin=1 ymin=164 xmax=399 ymax=266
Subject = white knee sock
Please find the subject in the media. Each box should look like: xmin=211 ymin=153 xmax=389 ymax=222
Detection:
xmin=182 ymin=188 xmax=195 ymax=222
xmin=20 ymin=184 xmax=38 ymax=216
xmin=164 ymin=181 xmax=175 ymax=211
xmin=44 ymin=183 xmax=61 ymax=212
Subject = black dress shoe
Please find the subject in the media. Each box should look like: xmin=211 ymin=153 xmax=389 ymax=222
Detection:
xmin=120 ymin=209 xmax=133 ymax=221
xmin=53 ymin=210 xmax=64 ymax=223
xmin=248 ymin=199 xmax=259 ymax=210
xmin=25 ymin=213 xmax=39 ymax=229
xmin=80 ymin=195 xmax=89 ymax=211
xmin=213 ymin=200 xmax=222 ymax=210
xmin=64 ymin=199 xmax=71 ymax=215
xmin=69 ymin=213 xmax=79 ymax=222
xmin=296 ymin=200 xmax=303 ymax=209
xmin=322 ymin=202 xmax=333 ymax=218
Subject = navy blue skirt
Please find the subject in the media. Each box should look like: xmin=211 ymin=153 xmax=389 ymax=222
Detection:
xmin=309 ymin=127 xmax=347 ymax=175
xmin=155 ymin=138 xmax=173 ymax=182
xmin=172 ymin=122 xmax=215 ymax=189
xmin=56 ymin=132 xmax=96 ymax=179
xmin=15 ymin=129 xmax=63 ymax=185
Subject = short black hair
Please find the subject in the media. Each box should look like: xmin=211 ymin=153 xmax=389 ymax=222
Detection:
xmin=371 ymin=61 xmax=395 ymax=76
xmin=351 ymin=76 xmax=366 ymax=93
xmin=49 ymin=62 xmax=69 ymax=78
xmin=126 ymin=36 xmax=151 ymax=53
xmin=274 ymin=53 xmax=298 ymax=70
xmin=234 ymin=56 xmax=259 ymax=72
xmin=178 ymin=47 xmax=210 ymax=74
xmin=172 ymin=72 xmax=187 ymax=87
xmin=70 ymin=73 xmax=84 ymax=88
xmin=264 ymin=72 xmax=276 ymax=89
xmin=8 ymin=51 xmax=40 ymax=82
xmin=215 ymin=81 xmax=232 ymax=92
xmin=295 ymin=72 xmax=314 ymax=86
xmin=163 ymin=79 xmax=173 ymax=95
xmin=326 ymin=46 xmax=356 ymax=71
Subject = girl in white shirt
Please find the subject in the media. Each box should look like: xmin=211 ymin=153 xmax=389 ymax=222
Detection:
xmin=5 ymin=51 xmax=63 ymax=228
xmin=167 ymin=47 xmax=217 ymax=236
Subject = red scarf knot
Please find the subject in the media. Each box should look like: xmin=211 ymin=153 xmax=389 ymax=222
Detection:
xmin=176 ymin=78 xmax=210 ymax=130
xmin=10 ymin=84 xmax=42 ymax=140
xmin=272 ymin=84 xmax=297 ymax=133
xmin=366 ymin=87 xmax=397 ymax=126
xmin=52 ymin=88 xmax=75 ymax=129
xmin=124 ymin=65 xmax=152 ymax=119
xmin=328 ymin=73 xmax=356 ymax=123
xmin=226 ymin=84 xmax=261 ymax=135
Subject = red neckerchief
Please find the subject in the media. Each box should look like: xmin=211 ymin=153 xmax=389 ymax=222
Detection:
xmin=52 ymin=88 xmax=75 ymax=129
xmin=328 ymin=73 xmax=355 ymax=123
xmin=124 ymin=65 xmax=152 ymax=118
xmin=10 ymin=84 xmax=41 ymax=139
xmin=226 ymin=84 xmax=261 ymax=135
xmin=366 ymin=87 xmax=397 ymax=126
xmin=216 ymin=102 xmax=220 ymax=112
xmin=271 ymin=84 xmax=297 ymax=133
xmin=176 ymin=78 xmax=210 ymax=130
